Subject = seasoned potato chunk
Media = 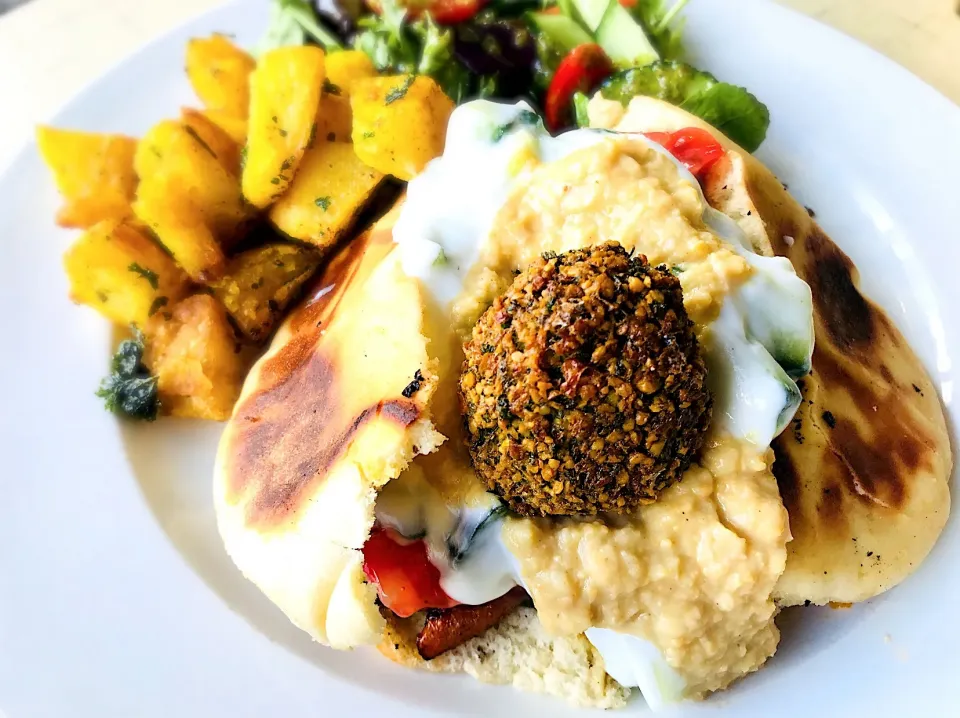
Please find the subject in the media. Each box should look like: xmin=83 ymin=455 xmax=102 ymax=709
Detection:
xmin=243 ymin=46 xmax=326 ymax=208
xmin=133 ymin=177 xmax=225 ymax=282
xmin=325 ymin=50 xmax=376 ymax=95
xmin=269 ymin=142 xmax=383 ymax=250
xmin=135 ymin=119 xmax=249 ymax=240
xmin=181 ymin=108 xmax=242 ymax=176
xmin=201 ymin=108 xmax=247 ymax=145
xmin=144 ymin=294 xmax=244 ymax=421
xmin=315 ymin=94 xmax=352 ymax=143
xmin=209 ymin=242 xmax=321 ymax=341
xmin=351 ymin=75 xmax=454 ymax=181
xmin=36 ymin=126 xmax=138 ymax=228
xmin=63 ymin=219 xmax=190 ymax=326
xmin=186 ymin=35 xmax=256 ymax=118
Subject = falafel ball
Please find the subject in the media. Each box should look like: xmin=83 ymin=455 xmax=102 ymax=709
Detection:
xmin=459 ymin=243 xmax=712 ymax=517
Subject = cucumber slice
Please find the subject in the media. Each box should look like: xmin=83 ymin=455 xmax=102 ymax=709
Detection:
xmin=595 ymin=3 xmax=659 ymax=67
xmin=569 ymin=0 xmax=612 ymax=32
xmin=528 ymin=12 xmax=594 ymax=52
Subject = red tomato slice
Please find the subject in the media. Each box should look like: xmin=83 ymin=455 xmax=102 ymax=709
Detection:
xmin=643 ymin=127 xmax=725 ymax=181
xmin=366 ymin=0 xmax=486 ymax=24
xmin=362 ymin=526 xmax=459 ymax=618
xmin=544 ymin=44 xmax=614 ymax=132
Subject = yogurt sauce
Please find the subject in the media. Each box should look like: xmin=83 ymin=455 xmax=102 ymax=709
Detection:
xmin=379 ymin=99 xmax=812 ymax=708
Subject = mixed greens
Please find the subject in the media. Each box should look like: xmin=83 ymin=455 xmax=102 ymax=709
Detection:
xmin=261 ymin=0 xmax=770 ymax=148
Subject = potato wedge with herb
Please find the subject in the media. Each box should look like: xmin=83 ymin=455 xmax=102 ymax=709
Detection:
xmin=144 ymin=294 xmax=244 ymax=421
xmin=201 ymin=108 xmax=248 ymax=145
xmin=181 ymin=108 xmax=242 ymax=176
xmin=243 ymin=46 xmax=326 ymax=208
xmin=269 ymin=142 xmax=383 ymax=250
xmin=36 ymin=126 xmax=138 ymax=228
xmin=324 ymin=50 xmax=376 ymax=95
xmin=63 ymin=219 xmax=190 ymax=326
xmin=209 ymin=242 xmax=321 ymax=341
xmin=136 ymin=119 xmax=250 ymax=242
xmin=315 ymin=94 xmax=352 ymax=143
xmin=186 ymin=34 xmax=256 ymax=119
xmin=133 ymin=175 xmax=226 ymax=282
xmin=350 ymin=75 xmax=454 ymax=181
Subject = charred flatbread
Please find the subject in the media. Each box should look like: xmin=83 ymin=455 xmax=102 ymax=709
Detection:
xmin=589 ymin=95 xmax=952 ymax=605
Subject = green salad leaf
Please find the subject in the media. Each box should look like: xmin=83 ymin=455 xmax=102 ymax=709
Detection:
xmin=354 ymin=0 xmax=473 ymax=102
xmin=96 ymin=329 xmax=160 ymax=422
xmin=600 ymin=61 xmax=770 ymax=151
xmin=628 ymin=0 xmax=689 ymax=61
xmin=257 ymin=0 xmax=343 ymax=54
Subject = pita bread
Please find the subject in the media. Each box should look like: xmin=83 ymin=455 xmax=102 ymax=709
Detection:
xmin=214 ymin=207 xmax=445 ymax=648
xmin=590 ymin=95 xmax=952 ymax=605
xmin=214 ymin=205 xmax=632 ymax=708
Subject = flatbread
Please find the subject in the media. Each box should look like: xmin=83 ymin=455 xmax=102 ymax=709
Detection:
xmin=590 ymin=95 xmax=952 ymax=605
xmin=380 ymin=608 xmax=630 ymax=709
xmin=213 ymin=206 xmax=444 ymax=648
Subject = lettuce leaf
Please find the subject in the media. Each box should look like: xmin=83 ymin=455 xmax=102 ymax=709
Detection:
xmin=256 ymin=0 xmax=343 ymax=54
xmin=599 ymin=61 xmax=770 ymax=151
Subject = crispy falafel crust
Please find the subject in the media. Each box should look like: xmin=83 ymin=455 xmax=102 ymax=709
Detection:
xmin=460 ymin=243 xmax=712 ymax=517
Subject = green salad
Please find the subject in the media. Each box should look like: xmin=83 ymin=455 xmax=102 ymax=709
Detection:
xmin=263 ymin=0 xmax=770 ymax=150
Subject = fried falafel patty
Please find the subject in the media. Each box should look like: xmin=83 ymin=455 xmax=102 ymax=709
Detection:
xmin=459 ymin=243 xmax=712 ymax=517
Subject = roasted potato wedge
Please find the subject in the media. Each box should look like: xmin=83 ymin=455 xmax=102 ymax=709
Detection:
xmin=201 ymin=108 xmax=248 ymax=145
xmin=136 ymin=119 xmax=249 ymax=241
xmin=351 ymin=75 xmax=454 ymax=181
xmin=133 ymin=174 xmax=226 ymax=282
xmin=243 ymin=46 xmax=326 ymax=208
xmin=181 ymin=108 xmax=242 ymax=176
xmin=185 ymin=34 xmax=255 ymax=118
xmin=315 ymin=94 xmax=352 ymax=143
xmin=269 ymin=142 xmax=383 ymax=250
xmin=324 ymin=50 xmax=376 ymax=95
xmin=36 ymin=126 xmax=138 ymax=228
xmin=144 ymin=294 xmax=244 ymax=421
xmin=63 ymin=219 xmax=190 ymax=326
xmin=209 ymin=242 xmax=321 ymax=341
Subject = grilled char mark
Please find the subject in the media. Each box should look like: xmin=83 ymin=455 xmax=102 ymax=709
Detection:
xmin=416 ymin=588 xmax=529 ymax=660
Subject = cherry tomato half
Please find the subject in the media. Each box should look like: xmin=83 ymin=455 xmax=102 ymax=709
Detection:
xmin=362 ymin=526 xmax=459 ymax=618
xmin=366 ymin=0 xmax=486 ymax=24
xmin=544 ymin=44 xmax=614 ymax=132
xmin=643 ymin=127 xmax=725 ymax=181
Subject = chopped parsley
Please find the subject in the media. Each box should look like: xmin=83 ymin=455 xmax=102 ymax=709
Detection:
xmin=362 ymin=131 xmax=376 ymax=139
xmin=385 ymin=75 xmax=416 ymax=105
xmin=128 ymin=263 xmax=159 ymax=289
xmin=278 ymin=128 xmax=288 ymax=137
xmin=323 ymin=79 xmax=341 ymax=96
xmin=239 ymin=145 xmax=248 ymax=170
xmin=148 ymin=296 xmax=168 ymax=317
xmin=183 ymin=125 xmax=217 ymax=158
xmin=314 ymin=196 xmax=331 ymax=211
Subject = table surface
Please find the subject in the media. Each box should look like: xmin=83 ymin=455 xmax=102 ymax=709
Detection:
xmin=0 ymin=0 xmax=957 ymax=169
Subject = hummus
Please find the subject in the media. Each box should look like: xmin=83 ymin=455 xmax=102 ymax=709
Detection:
xmin=502 ymin=438 xmax=789 ymax=697
xmin=452 ymin=137 xmax=753 ymax=337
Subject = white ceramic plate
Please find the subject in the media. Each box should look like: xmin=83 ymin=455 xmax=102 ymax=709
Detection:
xmin=1 ymin=0 xmax=957 ymax=715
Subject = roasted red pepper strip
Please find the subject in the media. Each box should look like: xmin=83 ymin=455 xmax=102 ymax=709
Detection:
xmin=643 ymin=127 xmax=725 ymax=181
xmin=416 ymin=587 xmax=529 ymax=660
xmin=366 ymin=0 xmax=486 ymax=24
xmin=362 ymin=526 xmax=459 ymax=618
xmin=544 ymin=44 xmax=614 ymax=132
